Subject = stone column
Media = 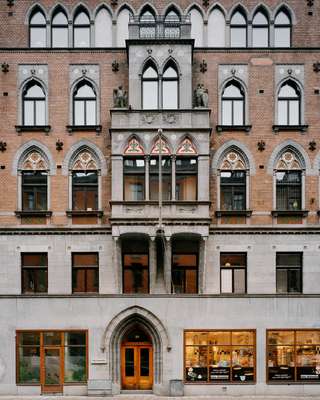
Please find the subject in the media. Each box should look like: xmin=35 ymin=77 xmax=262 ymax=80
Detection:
xmin=112 ymin=237 xmax=121 ymax=294
xmin=149 ymin=237 xmax=157 ymax=294
xmin=145 ymin=155 xmax=150 ymax=201
xmin=164 ymin=237 xmax=172 ymax=294
xmin=171 ymin=155 xmax=176 ymax=201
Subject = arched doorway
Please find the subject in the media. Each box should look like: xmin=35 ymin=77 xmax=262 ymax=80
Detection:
xmin=121 ymin=325 xmax=153 ymax=390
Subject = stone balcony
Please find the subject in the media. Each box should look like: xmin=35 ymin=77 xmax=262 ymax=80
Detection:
xmin=110 ymin=109 xmax=211 ymax=132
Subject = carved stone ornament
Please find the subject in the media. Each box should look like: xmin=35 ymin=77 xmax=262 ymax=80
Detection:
xmin=193 ymin=84 xmax=209 ymax=108
xmin=112 ymin=60 xmax=119 ymax=72
xmin=177 ymin=138 xmax=197 ymax=155
xmin=151 ymin=138 xmax=171 ymax=155
xmin=22 ymin=152 xmax=48 ymax=170
xmin=220 ymin=151 xmax=246 ymax=170
xmin=276 ymin=151 xmax=301 ymax=170
xmin=257 ymin=141 xmax=266 ymax=152
xmin=113 ymin=86 xmax=128 ymax=108
xmin=124 ymin=137 xmax=144 ymax=155
xmin=141 ymin=113 xmax=157 ymax=125
xmin=162 ymin=113 xmax=177 ymax=124
xmin=200 ymin=60 xmax=207 ymax=74
xmin=309 ymin=140 xmax=316 ymax=151
xmin=72 ymin=151 xmax=98 ymax=170
xmin=0 ymin=141 xmax=7 ymax=152
xmin=313 ymin=62 xmax=320 ymax=73
xmin=1 ymin=63 xmax=9 ymax=73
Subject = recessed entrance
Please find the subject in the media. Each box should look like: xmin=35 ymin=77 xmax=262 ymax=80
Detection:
xmin=121 ymin=326 xmax=153 ymax=390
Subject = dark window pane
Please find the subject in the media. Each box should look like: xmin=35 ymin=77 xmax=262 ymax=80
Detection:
xmin=276 ymin=171 xmax=301 ymax=210
xmin=43 ymin=332 xmax=62 ymax=346
xmin=140 ymin=348 xmax=150 ymax=376
xmin=65 ymin=332 xmax=86 ymax=346
xmin=123 ymin=254 xmax=149 ymax=294
xmin=125 ymin=348 xmax=135 ymax=376
xmin=276 ymin=253 xmax=302 ymax=293
xmin=124 ymin=158 xmax=145 ymax=201
xmin=72 ymin=172 xmax=98 ymax=210
xmin=19 ymin=332 xmax=40 ymax=346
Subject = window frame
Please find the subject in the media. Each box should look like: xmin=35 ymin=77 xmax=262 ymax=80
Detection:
xmin=171 ymin=252 xmax=199 ymax=294
xmin=72 ymin=82 xmax=97 ymax=126
xmin=122 ymin=251 xmax=150 ymax=294
xmin=16 ymin=330 xmax=88 ymax=386
xmin=277 ymin=82 xmax=301 ymax=126
xmin=220 ymin=170 xmax=247 ymax=211
xmin=72 ymin=252 xmax=99 ymax=293
xmin=276 ymin=252 xmax=303 ymax=294
xmin=275 ymin=170 xmax=302 ymax=211
xmin=252 ymin=11 xmax=269 ymax=48
xmin=230 ymin=11 xmax=247 ymax=48
xmin=72 ymin=170 xmax=98 ymax=211
xmin=184 ymin=329 xmax=256 ymax=384
xmin=221 ymin=82 xmax=245 ymax=126
xmin=21 ymin=253 xmax=48 ymax=294
xmin=51 ymin=10 xmax=69 ymax=48
xmin=220 ymin=253 xmax=247 ymax=294
xmin=22 ymin=82 xmax=46 ymax=127
xmin=266 ymin=329 xmax=320 ymax=384
xmin=274 ymin=11 xmax=292 ymax=48
xmin=175 ymin=156 xmax=198 ymax=201
xmin=22 ymin=170 xmax=48 ymax=212
xmin=29 ymin=11 xmax=47 ymax=48
xmin=141 ymin=65 xmax=159 ymax=110
xmin=73 ymin=10 xmax=91 ymax=48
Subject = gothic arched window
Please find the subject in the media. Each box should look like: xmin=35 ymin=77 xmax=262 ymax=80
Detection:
xmin=278 ymin=81 xmax=301 ymax=126
xmin=73 ymin=9 xmax=90 ymax=47
xmin=162 ymin=64 xmax=179 ymax=109
xmin=51 ymin=9 xmax=68 ymax=47
xmin=275 ymin=10 xmax=291 ymax=47
xmin=230 ymin=10 xmax=247 ymax=47
xmin=142 ymin=64 xmax=158 ymax=109
xmin=29 ymin=9 xmax=47 ymax=47
xmin=22 ymin=81 xmax=46 ymax=126
xmin=252 ymin=11 xmax=269 ymax=47
xmin=73 ymin=81 xmax=97 ymax=126
xmin=222 ymin=81 xmax=245 ymax=126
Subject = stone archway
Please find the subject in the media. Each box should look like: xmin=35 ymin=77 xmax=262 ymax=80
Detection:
xmin=101 ymin=306 xmax=171 ymax=391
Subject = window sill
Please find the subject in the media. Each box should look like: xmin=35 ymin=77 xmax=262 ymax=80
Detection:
xmin=271 ymin=210 xmax=309 ymax=217
xmin=66 ymin=210 xmax=104 ymax=217
xmin=215 ymin=210 xmax=252 ymax=218
xmin=15 ymin=210 xmax=52 ymax=217
xmin=111 ymin=200 xmax=210 ymax=205
xmin=216 ymin=125 xmax=252 ymax=133
xmin=15 ymin=125 xmax=51 ymax=134
xmin=66 ymin=125 xmax=102 ymax=134
xmin=272 ymin=125 xmax=308 ymax=133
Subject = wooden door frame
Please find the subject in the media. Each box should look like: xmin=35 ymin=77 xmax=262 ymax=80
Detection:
xmin=41 ymin=346 xmax=63 ymax=394
xmin=121 ymin=341 xmax=153 ymax=390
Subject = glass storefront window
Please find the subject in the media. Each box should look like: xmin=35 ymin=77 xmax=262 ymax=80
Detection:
xmin=185 ymin=330 xmax=255 ymax=384
xmin=267 ymin=330 xmax=320 ymax=382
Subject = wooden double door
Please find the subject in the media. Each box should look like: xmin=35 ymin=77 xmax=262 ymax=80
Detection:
xmin=121 ymin=342 xmax=153 ymax=390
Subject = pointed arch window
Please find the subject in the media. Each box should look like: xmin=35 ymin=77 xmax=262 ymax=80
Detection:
xmin=252 ymin=11 xmax=269 ymax=47
xmin=275 ymin=10 xmax=291 ymax=47
xmin=222 ymin=81 xmax=245 ymax=126
xmin=73 ymin=10 xmax=90 ymax=47
xmin=276 ymin=151 xmax=302 ymax=211
xmin=72 ymin=151 xmax=98 ymax=211
xmin=21 ymin=152 xmax=48 ymax=211
xmin=190 ymin=8 xmax=204 ymax=47
xmin=139 ymin=9 xmax=156 ymax=39
xmin=95 ymin=7 xmax=112 ymax=47
xmin=124 ymin=138 xmax=145 ymax=201
xmin=23 ymin=82 xmax=46 ymax=126
xmin=176 ymin=138 xmax=198 ymax=201
xmin=150 ymin=138 xmax=171 ymax=201
xmin=230 ymin=11 xmax=247 ymax=47
xmin=142 ymin=64 xmax=158 ymax=110
xmin=52 ymin=10 xmax=68 ymax=47
xmin=220 ymin=151 xmax=246 ymax=211
xmin=29 ymin=10 xmax=47 ymax=47
xmin=73 ymin=81 xmax=97 ymax=126
xmin=278 ymin=81 xmax=301 ymax=126
xmin=162 ymin=64 xmax=179 ymax=109
xmin=164 ymin=10 xmax=180 ymax=38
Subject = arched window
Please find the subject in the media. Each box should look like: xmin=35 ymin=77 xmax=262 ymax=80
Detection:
xmin=275 ymin=151 xmax=302 ymax=211
xmin=73 ymin=9 xmax=90 ymax=47
xmin=220 ymin=151 xmax=246 ymax=211
xmin=21 ymin=151 xmax=48 ymax=211
xmin=252 ymin=11 xmax=269 ymax=47
xmin=29 ymin=10 xmax=46 ymax=47
xmin=95 ymin=7 xmax=112 ymax=47
xmin=73 ymin=81 xmax=97 ymax=126
xmin=51 ymin=9 xmax=68 ymax=47
xmin=189 ymin=8 xmax=204 ymax=47
xmin=139 ymin=9 xmax=156 ymax=38
xmin=278 ymin=81 xmax=301 ymax=126
xmin=142 ymin=64 xmax=158 ymax=109
xmin=222 ymin=81 xmax=245 ymax=126
xmin=123 ymin=137 xmax=145 ymax=201
xmin=164 ymin=9 xmax=180 ymax=39
xmin=22 ymin=81 xmax=46 ymax=126
xmin=162 ymin=64 xmax=178 ymax=109
xmin=208 ymin=7 xmax=226 ymax=47
xmin=117 ymin=7 xmax=131 ymax=47
xmin=275 ymin=10 xmax=291 ymax=47
xmin=230 ymin=10 xmax=247 ymax=47
xmin=72 ymin=151 xmax=98 ymax=211
xmin=150 ymin=138 xmax=171 ymax=201
xmin=176 ymin=138 xmax=198 ymax=201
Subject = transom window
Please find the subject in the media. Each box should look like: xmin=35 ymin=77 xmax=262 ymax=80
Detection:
xmin=252 ymin=11 xmax=269 ymax=47
xmin=185 ymin=330 xmax=256 ymax=383
xmin=73 ymin=10 xmax=90 ymax=47
xmin=73 ymin=82 xmax=97 ymax=126
xmin=29 ymin=10 xmax=47 ymax=47
xmin=23 ymin=82 xmax=46 ymax=126
xmin=52 ymin=10 xmax=68 ymax=47
xmin=274 ymin=10 xmax=291 ymax=47
xmin=278 ymin=81 xmax=301 ymax=126
xmin=230 ymin=11 xmax=247 ymax=48
xmin=222 ymin=82 xmax=245 ymax=126
xmin=142 ymin=65 xmax=158 ymax=110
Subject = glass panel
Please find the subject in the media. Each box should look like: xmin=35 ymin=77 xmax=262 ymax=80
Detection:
xmin=289 ymin=100 xmax=299 ymax=125
xmin=278 ymin=100 xmax=287 ymax=125
xmin=276 ymin=269 xmax=287 ymax=293
xmin=123 ymin=254 xmax=148 ymax=294
xmin=165 ymin=10 xmax=180 ymax=22
xmin=73 ymin=253 xmax=98 ymax=266
xmin=23 ymin=101 xmax=34 ymax=125
xmin=296 ymin=346 xmax=320 ymax=381
xmin=74 ymin=12 xmax=90 ymax=24
xmin=268 ymin=346 xmax=295 ymax=381
xmin=253 ymin=12 xmax=268 ymax=25
xmin=275 ymin=11 xmax=290 ymax=25
xmin=45 ymin=348 xmax=60 ymax=385
xmin=234 ymin=269 xmax=246 ymax=293
xmin=35 ymin=100 xmax=45 ymax=125
xmin=140 ymin=11 xmax=155 ymax=22
xmin=25 ymin=85 xmax=45 ymax=98
xmin=18 ymin=347 xmax=40 ymax=383
xmin=75 ymin=84 xmax=95 ymax=98
xmin=72 ymin=268 xmax=86 ymax=292
xmin=86 ymin=268 xmax=99 ymax=292
xmin=231 ymin=12 xmax=246 ymax=25
xmin=142 ymin=81 xmax=158 ymax=109
xmin=252 ymin=27 xmax=268 ymax=47
xmin=86 ymin=100 xmax=96 ymax=125
xmin=231 ymin=27 xmax=246 ymax=47
xmin=275 ymin=27 xmax=291 ymax=47
xmin=64 ymin=346 xmax=86 ymax=382
xmin=140 ymin=348 xmax=150 ymax=376
xmin=124 ymin=176 xmax=145 ymax=201
xmin=232 ymin=347 xmax=255 ymax=382
xmin=43 ymin=332 xmax=62 ymax=346
xmin=143 ymin=66 xmax=158 ymax=79
xmin=65 ymin=332 xmax=86 ymax=346
xmin=22 ymin=253 xmax=47 ymax=267
xmin=287 ymin=269 xmax=301 ymax=293
xmin=185 ymin=332 xmax=208 ymax=346
xmin=163 ymin=81 xmax=178 ymax=109
xmin=208 ymin=331 xmax=231 ymax=345
xmin=74 ymin=27 xmax=90 ymax=47
xmin=279 ymin=84 xmax=298 ymax=98
xmin=233 ymin=100 xmax=244 ymax=125
xmin=296 ymin=331 xmax=320 ymax=345
xmin=221 ymin=269 xmax=232 ymax=293
xmin=74 ymin=101 xmax=85 ymax=125
xmin=30 ymin=12 xmax=46 ymax=24
xmin=52 ymin=12 xmax=68 ymax=25
xmin=222 ymin=100 xmax=232 ymax=125
xmin=208 ymin=346 xmax=231 ymax=382
xmin=221 ymin=253 xmax=246 ymax=267
xmin=163 ymin=67 xmax=178 ymax=78
xmin=223 ymin=84 xmax=242 ymax=98
xmin=125 ymin=348 xmax=135 ymax=376
xmin=268 ymin=331 xmax=295 ymax=345
xmin=176 ymin=175 xmax=197 ymax=200
xmin=30 ymin=27 xmax=46 ymax=47
xmin=19 ymin=332 xmax=40 ymax=346
xmin=232 ymin=331 xmax=254 ymax=346
xmin=22 ymin=268 xmax=48 ymax=293
xmin=185 ymin=346 xmax=208 ymax=381
xmin=52 ymin=27 xmax=68 ymax=47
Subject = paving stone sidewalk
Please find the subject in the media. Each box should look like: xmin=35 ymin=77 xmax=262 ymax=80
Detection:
xmin=1 ymin=396 xmax=320 ymax=400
